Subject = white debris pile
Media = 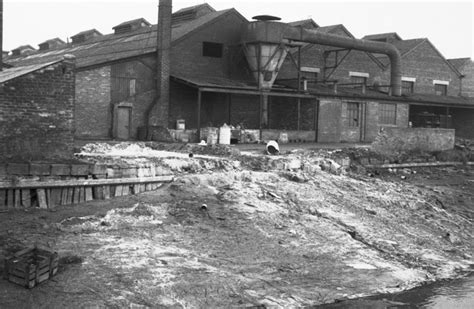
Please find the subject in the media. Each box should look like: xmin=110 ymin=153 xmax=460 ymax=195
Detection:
xmin=79 ymin=142 xmax=191 ymax=158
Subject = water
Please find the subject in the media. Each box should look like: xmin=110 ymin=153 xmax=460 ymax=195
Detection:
xmin=379 ymin=273 xmax=474 ymax=308
xmin=317 ymin=273 xmax=474 ymax=308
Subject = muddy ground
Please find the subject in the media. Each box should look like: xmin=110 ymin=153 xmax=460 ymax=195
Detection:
xmin=0 ymin=144 xmax=473 ymax=308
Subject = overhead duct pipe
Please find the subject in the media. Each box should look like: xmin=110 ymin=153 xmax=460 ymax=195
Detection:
xmin=242 ymin=21 xmax=402 ymax=96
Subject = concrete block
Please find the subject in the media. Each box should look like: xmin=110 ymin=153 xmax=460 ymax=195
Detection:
xmin=51 ymin=164 xmax=71 ymax=176
xmin=122 ymin=167 xmax=137 ymax=178
xmin=30 ymin=163 xmax=50 ymax=176
xmin=71 ymin=164 xmax=90 ymax=176
xmin=0 ymin=164 xmax=6 ymax=176
xmin=7 ymin=163 xmax=29 ymax=175
xmin=90 ymin=164 xmax=107 ymax=175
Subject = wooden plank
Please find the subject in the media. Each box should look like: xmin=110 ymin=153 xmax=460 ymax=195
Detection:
xmin=0 ymin=190 xmax=5 ymax=208
xmin=132 ymin=184 xmax=139 ymax=194
xmin=21 ymin=189 xmax=31 ymax=208
xmin=72 ymin=187 xmax=80 ymax=204
xmin=0 ymin=175 xmax=174 ymax=189
xmin=122 ymin=185 xmax=129 ymax=196
xmin=114 ymin=185 xmax=123 ymax=197
xmin=93 ymin=186 xmax=103 ymax=200
xmin=45 ymin=189 xmax=51 ymax=208
xmin=14 ymin=190 xmax=21 ymax=208
xmin=50 ymin=189 xmax=62 ymax=208
xmin=103 ymin=186 xmax=111 ymax=200
xmin=145 ymin=183 xmax=152 ymax=191
xmin=60 ymin=188 xmax=68 ymax=205
xmin=7 ymin=190 xmax=14 ymax=208
xmin=85 ymin=187 xmax=93 ymax=201
xmin=37 ymin=189 xmax=47 ymax=209
xmin=79 ymin=187 xmax=85 ymax=203
xmin=139 ymin=184 xmax=146 ymax=193
xmin=66 ymin=188 xmax=74 ymax=205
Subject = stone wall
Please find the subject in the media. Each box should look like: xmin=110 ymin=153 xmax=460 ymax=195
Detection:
xmin=0 ymin=58 xmax=76 ymax=160
xmin=372 ymin=127 xmax=455 ymax=155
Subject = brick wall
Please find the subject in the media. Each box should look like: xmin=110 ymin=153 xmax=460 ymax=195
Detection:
xmin=460 ymin=61 xmax=474 ymax=97
xmin=378 ymin=40 xmax=461 ymax=96
xmin=451 ymin=107 xmax=474 ymax=138
xmin=75 ymin=66 xmax=111 ymax=138
xmin=0 ymin=58 xmax=75 ymax=160
xmin=171 ymin=12 xmax=247 ymax=79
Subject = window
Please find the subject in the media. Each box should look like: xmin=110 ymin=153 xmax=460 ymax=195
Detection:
xmin=347 ymin=102 xmax=360 ymax=127
xmin=129 ymin=79 xmax=136 ymax=96
xmin=349 ymin=72 xmax=369 ymax=87
xmin=202 ymin=42 xmax=223 ymax=58
xmin=402 ymin=81 xmax=414 ymax=94
xmin=434 ymin=83 xmax=447 ymax=96
xmin=379 ymin=103 xmax=397 ymax=125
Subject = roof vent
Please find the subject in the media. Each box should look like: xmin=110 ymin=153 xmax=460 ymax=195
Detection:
xmin=112 ymin=18 xmax=151 ymax=34
xmin=252 ymin=15 xmax=282 ymax=21
xmin=38 ymin=38 xmax=66 ymax=51
xmin=172 ymin=3 xmax=215 ymax=24
xmin=11 ymin=45 xmax=36 ymax=57
xmin=71 ymin=29 xmax=102 ymax=44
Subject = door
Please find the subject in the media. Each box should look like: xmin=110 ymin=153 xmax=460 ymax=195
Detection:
xmin=117 ymin=107 xmax=131 ymax=140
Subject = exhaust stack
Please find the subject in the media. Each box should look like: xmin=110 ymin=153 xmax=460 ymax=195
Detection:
xmin=149 ymin=0 xmax=172 ymax=127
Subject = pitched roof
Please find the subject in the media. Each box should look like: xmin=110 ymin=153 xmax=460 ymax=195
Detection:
xmin=174 ymin=3 xmax=215 ymax=14
xmin=71 ymin=29 xmax=102 ymax=39
xmin=288 ymin=19 xmax=319 ymax=29
xmin=363 ymin=32 xmax=402 ymax=41
xmin=315 ymin=24 xmax=354 ymax=38
xmin=0 ymin=59 xmax=62 ymax=84
xmin=113 ymin=18 xmax=151 ymax=29
xmin=447 ymin=57 xmax=471 ymax=71
xmin=4 ymin=8 xmax=240 ymax=69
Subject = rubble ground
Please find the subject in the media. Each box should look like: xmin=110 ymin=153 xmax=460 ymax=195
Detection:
xmin=0 ymin=142 xmax=473 ymax=308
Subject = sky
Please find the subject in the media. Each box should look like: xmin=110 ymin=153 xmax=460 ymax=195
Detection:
xmin=2 ymin=0 xmax=473 ymax=59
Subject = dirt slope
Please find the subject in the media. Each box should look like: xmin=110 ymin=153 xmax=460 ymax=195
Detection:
xmin=0 ymin=145 xmax=472 ymax=308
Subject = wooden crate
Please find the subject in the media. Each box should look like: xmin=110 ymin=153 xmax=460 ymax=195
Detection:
xmin=4 ymin=246 xmax=59 ymax=288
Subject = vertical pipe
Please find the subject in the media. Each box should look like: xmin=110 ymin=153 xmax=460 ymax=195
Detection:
xmin=197 ymin=90 xmax=201 ymax=139
xmin=262 ymin=93 xmax=268 ymax=128
xmin=0 ymin=0 xmax=3 ymax=71
xmin=227 ymin=94 xmax=232 ymax=125
xmin=297 ymin=98 xmax=301 ymax=131
xmin=314 ymin=99 xmax=319 ymax=142
xmin=258 ymin=94 xmax=262 ymax=140
xmin=297 ymin=46 xmax=301 ymax=91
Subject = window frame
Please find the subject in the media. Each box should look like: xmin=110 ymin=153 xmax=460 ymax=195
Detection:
xmin=379 ymin=103 xmax=397 ymax=125
xmin=402 ymin=80 xmax=414 ymax=94
xmin=202 ymin=41 xmax=224 ymax=58
xmin=434 ymin=83 xmax=447 ymax=96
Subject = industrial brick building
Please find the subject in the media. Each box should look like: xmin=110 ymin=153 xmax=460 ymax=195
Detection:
xmin=2 ymin=2 xmax=474 ymax=149
xmin=0 ymin=57 xmax=76 ymax=160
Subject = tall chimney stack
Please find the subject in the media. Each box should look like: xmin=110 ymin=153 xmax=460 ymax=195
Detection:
xmin=150 ymin=0 xmax=172 ymax=127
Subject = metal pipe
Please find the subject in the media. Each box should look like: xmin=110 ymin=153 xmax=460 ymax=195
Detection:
xmin=283 ymin=26 xmax=402 ymax=96
xmin=0 ymin=0 xmax=3 ymax=71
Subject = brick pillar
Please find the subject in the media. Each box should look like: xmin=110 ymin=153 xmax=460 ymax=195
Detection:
xmin=150 ymin=0 xmax=172 ymax=127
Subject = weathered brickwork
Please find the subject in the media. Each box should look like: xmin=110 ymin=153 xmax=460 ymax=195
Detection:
xmin=459 ymin=61 xmax=474 ymax=97
xmin=377 ymin=40 xmax=461 ymax=96
xmin=75 ymin=66 xmax=111 ymax=138
xmin=0 ymin=59 xmax=75 ymax=160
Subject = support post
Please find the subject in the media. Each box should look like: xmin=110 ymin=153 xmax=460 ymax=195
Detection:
xmin=297 ymin=98 xmax=301 ymax=131
xmin=197 ymin=89 xmax=202 ymax=140
xmin=228 ymin=94 xmax=232 ymax=125
xmin=314 ymin=99 xmax=319 ymax=142
xmin=297 ymin=46 xmax=301 ymax=91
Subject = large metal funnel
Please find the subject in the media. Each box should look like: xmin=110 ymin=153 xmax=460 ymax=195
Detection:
xmin=242 ymin=18 xmax=289 ymax=90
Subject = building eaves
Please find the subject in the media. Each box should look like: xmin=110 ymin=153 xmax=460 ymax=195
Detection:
xmin=0 ymin=59 xmax=62 ymax=84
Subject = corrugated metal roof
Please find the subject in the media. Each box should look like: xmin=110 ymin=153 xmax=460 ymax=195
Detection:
xmin=363 ymin=32 xmax=402 ymax=41
xmin=4 ymin=9 xmax=233 ymax=69
xmin=0 ymin=59 xmax=62 ymax=84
